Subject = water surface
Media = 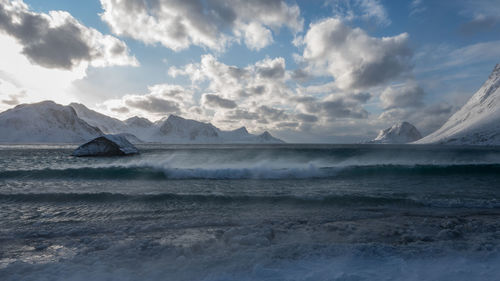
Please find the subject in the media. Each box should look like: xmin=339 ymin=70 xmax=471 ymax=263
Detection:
xmin=1 ymin=144 xmax=499 ymax=280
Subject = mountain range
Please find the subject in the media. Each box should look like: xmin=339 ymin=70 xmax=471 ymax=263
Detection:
xmin=0 ymin=101 xmax=284 ymax=144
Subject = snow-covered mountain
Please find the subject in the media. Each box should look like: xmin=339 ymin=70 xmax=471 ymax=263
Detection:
xmin=416 ymin=64 xmax=500 ymax=145
xmin=0 ymin=101 xmax=102 ymax=143
xmin=370 ymin=122 xmax=422 ymax=144
xmin=0 ymin=101 xmax=284 ymax=144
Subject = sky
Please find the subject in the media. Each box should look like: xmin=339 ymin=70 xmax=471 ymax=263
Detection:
xmin=0 ymin=0 xmax=499 ymax=142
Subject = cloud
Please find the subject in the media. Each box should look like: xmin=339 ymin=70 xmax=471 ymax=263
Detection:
xmin=243 ymin=22 xmax=273 ymax=50
xmin=326 ymin=0 xmax=390 ymax=26
xmin=164 ymin=54 xmax=381 ymax=135
xmin=202 ymin=94 xmax=237 ymax=109
xmin=409 ymin=0 xmax=426 ymax=16
xmin=0 ymin=0 xmax=137 ymax=70
xmin=296 ymin=113 xmax=318 ymax=123
xmin=256 ymin=57 xmax=286 ymax=79
xmin=321 ymin=95 xmax=369 ymax=119
xmin=296 ymin=93 xmax=370 ymax=120
xmin=101 ymin=84 xmax=195 ymax=119
xmin=380 ymin=82 xmax=425 ymax=109
xmin=415 ymin=41 xmax=500 ymax=74
xmin=0 ymin=89 xmax=26 ymax=106
xmin=99 ymin=0 xmax=302 ymax=51
xmin=459 ymin=0 xmax=500 ymax=34
xmin=460 ymin=16 xmax=497 ymax=35
xmin=257 ymin=105 xmax=289 ymax=122
xmin=301 ymin=18 xmax=412 ymax=90
xmin=110 ymin=106 xmax=130 ymax=114
xmin=124 ymin=96 xmax=181 ymax=114
xmin=169 ymin=54 xmax=289 ymax=103
xmin=291 ymin=68 xmax=309 ymax=82
xmin=225 ymin=109 xmax=259 ymax=120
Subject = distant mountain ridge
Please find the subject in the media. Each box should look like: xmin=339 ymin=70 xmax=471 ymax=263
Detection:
xmin=416 ymin=64 xmax=500 ymax=145
xmin=0 ymin=101 xmax=284 ymax=144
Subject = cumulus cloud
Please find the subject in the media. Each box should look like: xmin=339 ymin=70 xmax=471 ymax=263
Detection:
xmin=169 ymin=54 xmax=289 ymax=104
xmin=99 ymin=0 xmax=302 ymax=51
xmin=243 ymin=22 xmax=273 ymax=50
xmin=301 ymin=18 xmax=412 ymax=90
xmin=380 ymin=82 xmax=425 ymax=109
xmin=0 ymin=0 xmax=137 ymax=70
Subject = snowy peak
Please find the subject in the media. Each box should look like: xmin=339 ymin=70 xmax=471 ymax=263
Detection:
xmin=417 ymin=64 xmax=500 ymax=145
xmin=0 ymin=101 xmax=102 ymax=143
xmin=371 ymin=122 xmax=422 ymax=144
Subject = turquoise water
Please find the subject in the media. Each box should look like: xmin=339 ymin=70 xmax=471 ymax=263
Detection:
xmin=1 ymin=144 xmax=500 ymax=280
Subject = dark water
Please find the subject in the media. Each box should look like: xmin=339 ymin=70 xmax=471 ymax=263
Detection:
xmin=1 ymin=144 xmax=500 ymax=280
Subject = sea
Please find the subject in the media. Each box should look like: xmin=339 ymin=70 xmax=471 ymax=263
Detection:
xmin=0 ymin=144 xmax=499 ymax=281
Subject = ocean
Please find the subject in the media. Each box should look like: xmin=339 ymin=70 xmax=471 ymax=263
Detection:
xmin=1 ymin=144 xmax=499 ymax=280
